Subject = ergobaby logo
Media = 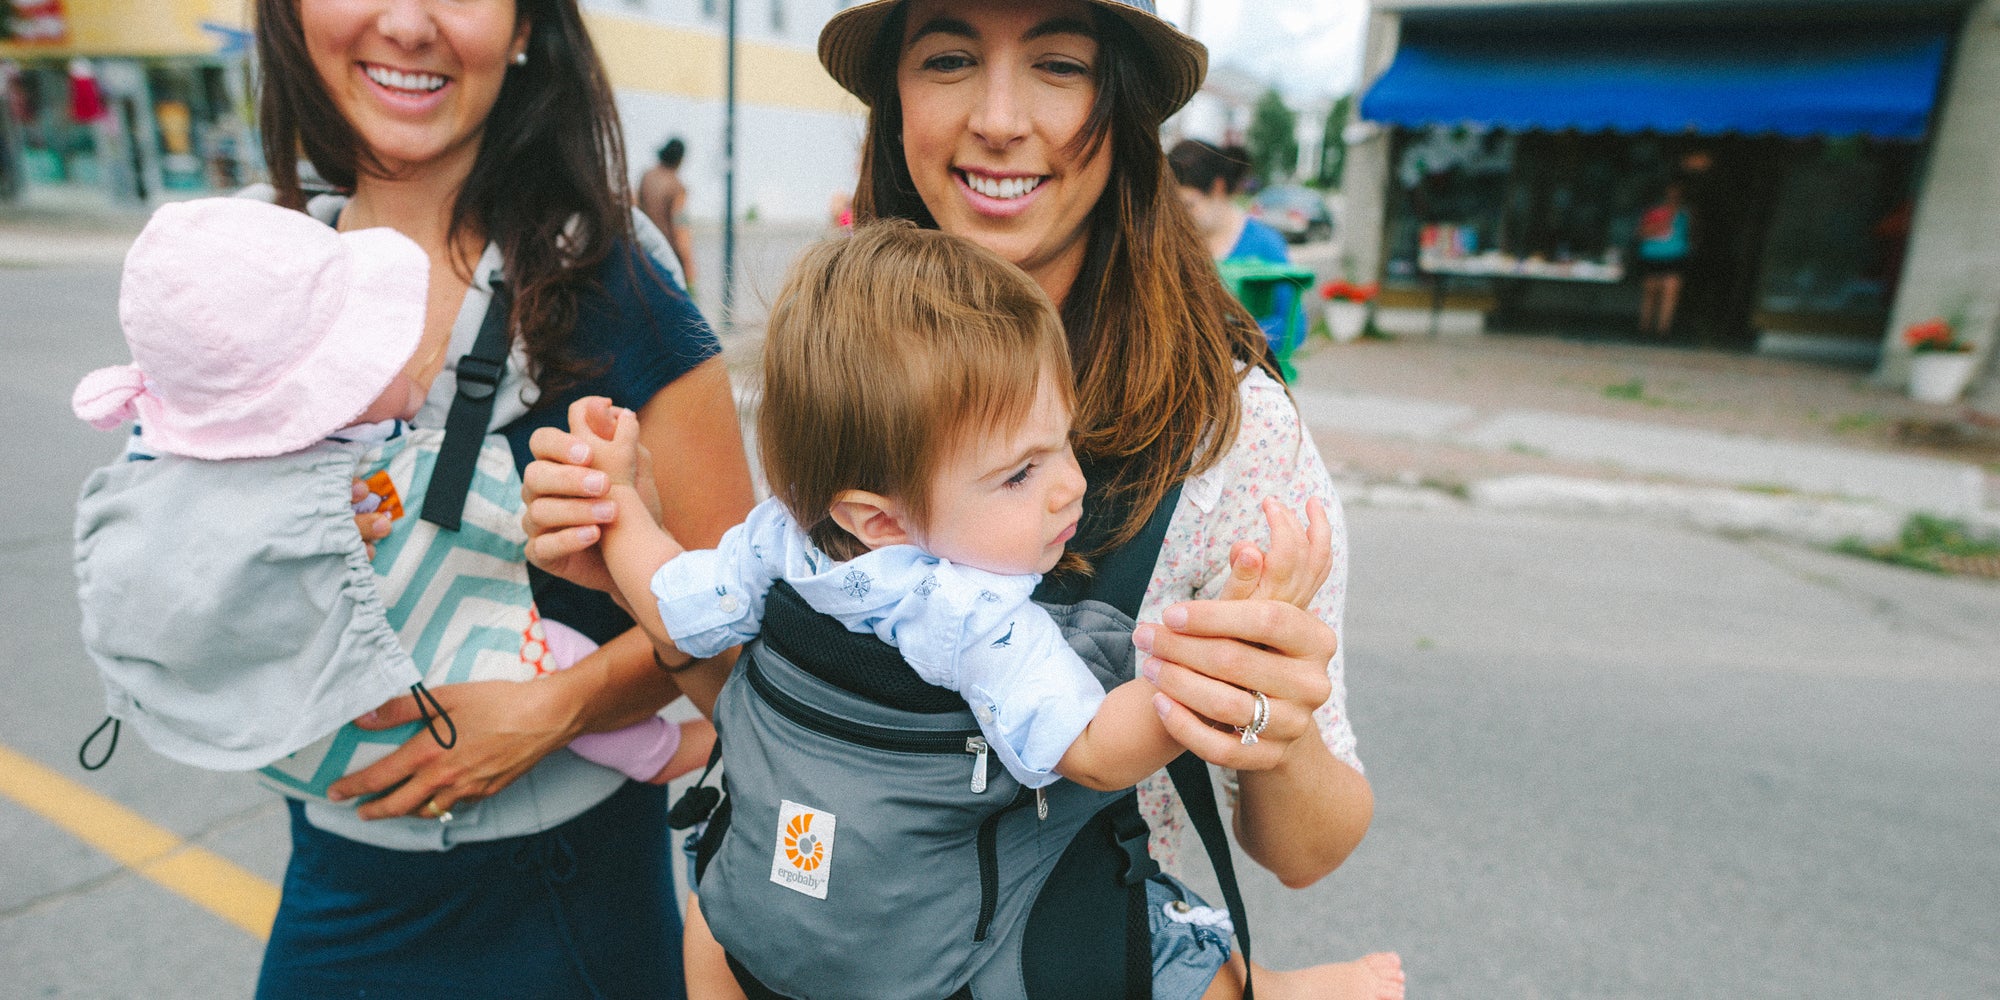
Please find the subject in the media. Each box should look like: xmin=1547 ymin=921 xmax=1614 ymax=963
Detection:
xmin=770 ymin=799 xmax=836 ymax=899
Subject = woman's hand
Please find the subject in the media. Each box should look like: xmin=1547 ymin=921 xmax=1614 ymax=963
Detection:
xmin=1140 ymin=495 xmax=1368 ymax=886
xmin=1139 ymin=596 xmax=1335 ymax=772
xmin=326 ymin=674 xmax=583 ymax=820
xmin=519 ymin=396 xmax=663 ymax=593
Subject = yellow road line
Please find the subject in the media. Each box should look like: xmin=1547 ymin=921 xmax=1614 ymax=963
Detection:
xmin=0 ymin=742 xmax=278 ymax=939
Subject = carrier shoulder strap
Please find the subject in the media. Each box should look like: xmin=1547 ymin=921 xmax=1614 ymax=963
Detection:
xmin=421 ymin=275 xmax=511 ymax=530
xmin=1083 ymin=479 xmax=1257 ymax=1000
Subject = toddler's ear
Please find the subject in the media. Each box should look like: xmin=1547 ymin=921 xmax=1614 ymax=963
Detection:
xmin=827 ymin=490 xmax=916 ymax=551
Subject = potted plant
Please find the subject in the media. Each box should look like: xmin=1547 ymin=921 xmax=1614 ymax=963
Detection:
xmin=1904 ymin=317 xmax=1979 ymax=404
xmin=1319 ymin=278 xmax=1378 ymax=343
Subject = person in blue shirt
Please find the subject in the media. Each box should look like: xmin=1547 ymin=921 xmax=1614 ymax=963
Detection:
xmin=1170 ymin=139 xmax=1295 ymax=350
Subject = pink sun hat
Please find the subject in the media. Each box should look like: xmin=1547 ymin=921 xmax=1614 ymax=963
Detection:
xmin=72 ymin=197 xmax=429 ymax=460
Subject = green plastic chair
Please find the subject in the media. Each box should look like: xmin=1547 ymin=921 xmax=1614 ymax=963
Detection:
xmin=1217 ymin=260 xmax=1316 ymax=382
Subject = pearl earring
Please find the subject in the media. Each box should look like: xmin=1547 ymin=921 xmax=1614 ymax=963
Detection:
xmin=511 ymin=51 xmax=527 ymax=66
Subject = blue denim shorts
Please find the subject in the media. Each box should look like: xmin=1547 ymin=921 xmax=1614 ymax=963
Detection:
xmin=1147 ymin=872 xmax=1236 ymax=1000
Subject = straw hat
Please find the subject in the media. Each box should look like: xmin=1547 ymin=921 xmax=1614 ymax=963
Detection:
xmin=72 ymin=198 xmax=429 ymax=460
xmin=818 ymin=0 xmax=1208 ymax=119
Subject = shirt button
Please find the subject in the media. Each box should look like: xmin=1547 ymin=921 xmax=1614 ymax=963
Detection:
xmin=720 ymin=594 xmax=740 ymax=613
xmin=974 ymin=705 xmax=994 ymax=724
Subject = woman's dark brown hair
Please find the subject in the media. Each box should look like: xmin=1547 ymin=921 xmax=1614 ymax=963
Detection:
xmin=255 ymin=0 xmax=633 ymax=398
xmin=851 ymin=5 xmax=1270 ymax=558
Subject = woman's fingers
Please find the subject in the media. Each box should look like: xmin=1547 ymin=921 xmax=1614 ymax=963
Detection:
xmin=1153 ymin=694 xmax=1285 ymax=770
xmin=1161 ymin=597 xmax=1338 ymax=664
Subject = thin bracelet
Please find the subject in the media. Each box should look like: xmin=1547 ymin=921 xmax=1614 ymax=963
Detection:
xmin=653 ymin=647 xmax=701 ymax=675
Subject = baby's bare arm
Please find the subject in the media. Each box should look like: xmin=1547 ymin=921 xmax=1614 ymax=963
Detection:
xmin=1055 ymin=679 xmax=1186 ymax=792
xmin=569 ymin=399 xmax=686 ymax=651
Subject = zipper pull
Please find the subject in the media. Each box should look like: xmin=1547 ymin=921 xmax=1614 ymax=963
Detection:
xmin=967 ymin=736 xmax=989 ymax=793
xmin=1036 ymin=787 xmax=1048 ymax=821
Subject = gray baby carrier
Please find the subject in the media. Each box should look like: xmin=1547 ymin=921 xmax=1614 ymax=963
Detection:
xmin=672 ymin=482 xmax=1260 ymax=1000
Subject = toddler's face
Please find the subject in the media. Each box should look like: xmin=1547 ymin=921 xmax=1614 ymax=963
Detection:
xmin=914 ymin=372 xmax=1085 ymax=577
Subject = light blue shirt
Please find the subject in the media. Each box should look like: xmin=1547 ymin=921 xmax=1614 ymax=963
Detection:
xmin=652 ymin=498 xmax=1106 ymax=788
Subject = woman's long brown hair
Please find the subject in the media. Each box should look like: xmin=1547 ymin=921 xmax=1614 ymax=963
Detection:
xmin=255 ymin=0 xmax=633 ymax=399
xmin=853 ymin=6 xmax=1271 ymax=557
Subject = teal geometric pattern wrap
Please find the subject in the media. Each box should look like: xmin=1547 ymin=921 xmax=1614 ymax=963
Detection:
xmin=258 ymin=429 xmax=544 ymax=801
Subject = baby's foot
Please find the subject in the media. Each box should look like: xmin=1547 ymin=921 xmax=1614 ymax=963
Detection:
xmin=1257 ymin=952 xmax=1405 ymax=1000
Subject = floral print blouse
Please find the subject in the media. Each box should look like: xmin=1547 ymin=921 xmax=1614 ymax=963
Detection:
xmin=1133 ymin=366 xmax=1360 ymax=872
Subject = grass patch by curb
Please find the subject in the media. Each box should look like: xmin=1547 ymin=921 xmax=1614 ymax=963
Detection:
xmin=1836 ymin=514 xmax=2000 ymax=578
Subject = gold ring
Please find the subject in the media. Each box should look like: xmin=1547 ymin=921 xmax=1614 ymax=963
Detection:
xmin=422 ymin=799 xmax=454 ymax=823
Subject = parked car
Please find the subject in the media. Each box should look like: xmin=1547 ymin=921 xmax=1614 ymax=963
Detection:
xmin=1248 ymin=184 xmax=1335 ymax=244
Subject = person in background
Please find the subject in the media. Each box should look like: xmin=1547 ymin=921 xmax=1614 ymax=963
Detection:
xmin=1169 ymin=138 xmax=1295 ymax=354
xmin=1637 ymin=180 xmax=1693 ymax=337
xmin=247 ymin=0 xmax=755 ymax=996
xmin=640 ymin=136 xmax=699 ymax=293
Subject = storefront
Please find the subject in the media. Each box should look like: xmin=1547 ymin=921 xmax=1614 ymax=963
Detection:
xmin=1350 ymin=2 xmax=1965 ymax=356
xmin=1 ymin=1 xmax=255 ymax=205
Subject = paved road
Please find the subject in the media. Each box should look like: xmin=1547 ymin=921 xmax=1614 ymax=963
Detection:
xmin=4 ymin=265 xmax=1997 ymax=998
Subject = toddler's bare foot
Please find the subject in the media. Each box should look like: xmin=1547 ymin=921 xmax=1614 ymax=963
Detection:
xmin=1251 ymin=951 xmax=1405 ymax=1000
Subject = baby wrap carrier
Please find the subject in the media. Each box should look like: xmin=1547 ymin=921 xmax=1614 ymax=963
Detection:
xmin=678 ymin=482 xmax=1260 ymax=1000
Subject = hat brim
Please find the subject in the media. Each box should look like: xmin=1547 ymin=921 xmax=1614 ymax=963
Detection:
xmin=818 ymin=0 xmax=1207 ymax=120
xmin=136 ymin=224 xmax=430 ymax=461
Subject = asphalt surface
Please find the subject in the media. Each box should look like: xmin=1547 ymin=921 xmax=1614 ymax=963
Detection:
xmin=5 ymin=260 xmax=1999 ymax=999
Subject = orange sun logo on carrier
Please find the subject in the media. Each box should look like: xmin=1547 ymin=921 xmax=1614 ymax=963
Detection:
xmin=770 ymin=799 xmax=836 ymax=899
xmin=783 ymin=813 xmax=824 ymax=871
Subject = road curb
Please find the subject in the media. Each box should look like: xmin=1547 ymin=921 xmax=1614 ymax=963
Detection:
xmin=1340 ymin=471 xmax=2000 ymax=553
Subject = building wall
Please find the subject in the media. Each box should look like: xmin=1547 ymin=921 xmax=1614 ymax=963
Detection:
xmin=0 ymin=0 xmax=243 ymax=58
xmin=1340 ymin=10 xmax=1402 ymax=285
xmin=581 ymin=4 xmax=865 ymax=222
xmin=1880 ymin=0 xmax=2000 ymax=402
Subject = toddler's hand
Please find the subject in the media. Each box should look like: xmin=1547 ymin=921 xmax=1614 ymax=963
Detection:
xmin=568 ymin=396 xmax=644 ymax=487
xmin=1215 ymin=497 xmax=1332 ymax=610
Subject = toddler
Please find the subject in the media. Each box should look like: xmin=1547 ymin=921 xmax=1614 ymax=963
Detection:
xmin=577 ymin=221 xmax=1341 ymax=1000
xmin=70 ymin=197 xmax=709 ymax=794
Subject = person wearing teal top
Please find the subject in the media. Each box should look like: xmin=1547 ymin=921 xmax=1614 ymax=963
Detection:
xmin=1638 ymin=180 xmax=1694 ymax=337
xmin=1170 ymin=139 xmax=1296 ymax=350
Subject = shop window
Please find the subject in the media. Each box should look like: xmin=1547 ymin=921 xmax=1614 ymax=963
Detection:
xmin=6 ymin=63 xmax=99 ymax=186
xmin=1755 ymin=140 xmax=1916 ymax=333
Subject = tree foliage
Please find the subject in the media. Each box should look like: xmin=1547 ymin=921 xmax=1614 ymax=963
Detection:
xmin=1316 ymin=94 xmax=1354 ymax=190
xmin=1246 ymin=88 xmax=1298 ymax=185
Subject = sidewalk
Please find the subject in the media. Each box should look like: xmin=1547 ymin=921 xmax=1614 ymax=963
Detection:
xmin=0 ymin=188 xmax=149 ymax=268
xmin=1286 ymin=331 xmax=2000 ymax=551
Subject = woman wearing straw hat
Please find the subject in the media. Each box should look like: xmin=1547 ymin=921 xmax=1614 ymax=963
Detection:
xmin=243 ymin=1 xmax=754 ymax=997
xmin=527 ymin=1 xmax=1401 ymax=997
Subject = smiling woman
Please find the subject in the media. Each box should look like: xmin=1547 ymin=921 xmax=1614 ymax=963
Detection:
xmin=245 ymin=1 xmax=754 ymax=998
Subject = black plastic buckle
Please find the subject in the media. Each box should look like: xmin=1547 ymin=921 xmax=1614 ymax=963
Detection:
xmin=454 ymin=354 xmax=503 ymax=402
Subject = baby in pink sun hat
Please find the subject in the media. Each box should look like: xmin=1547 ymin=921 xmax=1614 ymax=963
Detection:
xmin=70 ymin=197 xmax=709 ymax=806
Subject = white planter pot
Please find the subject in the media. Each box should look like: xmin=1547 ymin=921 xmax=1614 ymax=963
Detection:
xmin=1908 ymin=351 xmax=1979 ymax=404
xmin=1326 ymin=301 xmax=1368 ymax=342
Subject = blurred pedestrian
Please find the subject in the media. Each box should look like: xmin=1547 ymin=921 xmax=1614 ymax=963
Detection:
xmin=1637 ymin=180 xmax=1693 ymax=337
xmin=1170 ymin=137 xmax=1296 ymax=352
xmin=639 ymin=136 xmax=699 ymax=293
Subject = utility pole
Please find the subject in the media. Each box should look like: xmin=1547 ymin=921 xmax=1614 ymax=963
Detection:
xmin=721 ymin=0 xmax=738 ymax=333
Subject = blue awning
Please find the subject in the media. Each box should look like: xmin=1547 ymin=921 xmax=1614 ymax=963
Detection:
xmin=1360 ymin=20 xmax=1952 ymax=141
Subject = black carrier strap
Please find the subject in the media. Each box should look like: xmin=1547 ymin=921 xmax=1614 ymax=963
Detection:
xmin=421 ymin=276 xmax=512 ymax=531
